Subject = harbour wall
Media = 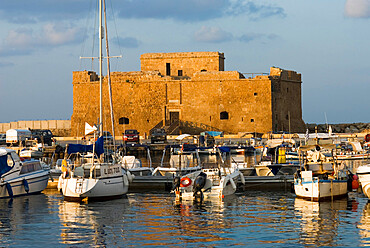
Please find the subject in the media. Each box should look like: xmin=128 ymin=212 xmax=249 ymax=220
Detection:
xmin=0 ymin=120 xmax=71 ymax=136
xmin=0 ymin=120 xmax=368 ymax=138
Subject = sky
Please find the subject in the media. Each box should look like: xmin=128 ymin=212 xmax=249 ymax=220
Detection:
xmin=0 ymin=0 xmax=369 ymax=125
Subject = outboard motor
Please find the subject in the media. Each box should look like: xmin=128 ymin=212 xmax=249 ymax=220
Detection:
xmin=193 ymin=172 xmax=207 ymax=201
xmin=173 ymin=176 xmax=181 ymax=191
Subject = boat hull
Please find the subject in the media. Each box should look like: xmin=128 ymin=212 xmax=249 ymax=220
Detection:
xmin=175 ymin=169 xmax=242 ymax=201
xmin=294 ymin=178 xmax=348 ymax=201
xmin=58 ymin=164 xmax=129 ymax=201
xmin=0 ymin=170 xmax=49 ymax=198
xmin=357 ymin=164 xmax=370 ymax=198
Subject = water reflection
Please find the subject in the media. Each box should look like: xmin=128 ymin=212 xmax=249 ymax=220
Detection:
xmin=294 ymin=198 xmax=352 ymax=246
xmin=0 ymin=193 xmax=50 ymax=247
xmin=58 ymin=196 xmax=130 ymax=247
xmin=359 ymin=200 xmax=370 ymax=246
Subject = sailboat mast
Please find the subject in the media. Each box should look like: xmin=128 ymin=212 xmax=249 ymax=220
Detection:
xmin=99 ymin=0 xmax=103 ymax=136
xmin=103 ymin=0 xmax=116 ymax=149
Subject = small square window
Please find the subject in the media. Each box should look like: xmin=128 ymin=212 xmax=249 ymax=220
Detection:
xmin=254 ymin=92 xmax=258 ymax=96
xmin=178 ymin=70 xmax=183 ymax=76
xmin=251 ymin=119 xmax=254 ymax=122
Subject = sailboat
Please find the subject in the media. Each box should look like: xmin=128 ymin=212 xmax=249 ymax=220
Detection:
xmin=57 ymin=0 xmax=130 ymax=201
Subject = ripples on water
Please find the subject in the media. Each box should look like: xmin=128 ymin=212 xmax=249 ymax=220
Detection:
xmin=1 ymin=188 xmax=370 ymax=247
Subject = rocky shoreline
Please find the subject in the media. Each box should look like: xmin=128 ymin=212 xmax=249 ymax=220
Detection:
xmin=306 ymin=123 xmax=370 ymax=134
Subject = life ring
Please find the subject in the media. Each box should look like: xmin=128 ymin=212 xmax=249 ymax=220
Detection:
xmin=180 ymin=177 xmax=192 ymax=187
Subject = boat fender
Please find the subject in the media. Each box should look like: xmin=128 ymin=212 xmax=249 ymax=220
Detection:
xmin=239 ymin=171 xmax=245 ymax=185
xmin=22 ymin=179 xmax=29 ymax=193
xmin=223 ymin=178 xmax=229 ymax=188
xmin=180 ymin=177 xmax=192 ymax=187
xmin=230 ymin=178 xmax=236 ymax=190
xmin=126 ymin=170 xmax=134 ymax=183
xmin=6 ymin=183 xmax=13 ymax=198
xmin=61 ymin=159 xmax=68 ymax=173
xmin=352 ymin=174 xmax=359 ymax=190
xmin=123 ymin=174 xmax=129 ymax=186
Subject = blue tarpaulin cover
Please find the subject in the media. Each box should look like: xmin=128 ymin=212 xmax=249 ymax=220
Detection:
xmin=67 ymin=136 xmax=105 ymax=156
xmin=205 ymin=131 xmax=223 ymax=137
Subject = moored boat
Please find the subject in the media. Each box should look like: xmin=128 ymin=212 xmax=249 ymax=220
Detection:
xmin=0 ymin=148 xmax=49 ymax=198
xmin=356 ymin=164 xmax=370 ymax=198
xmin=294 ymin=145 xmax=348 ymax=201
xmin=57 ymin=138 xmax=131 ymax=201
xmin=172 ymin=165 xmax=245 ymax=202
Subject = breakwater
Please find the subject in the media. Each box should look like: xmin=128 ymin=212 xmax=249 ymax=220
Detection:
xmin=307 ymin=123 xmax=370 ymax=133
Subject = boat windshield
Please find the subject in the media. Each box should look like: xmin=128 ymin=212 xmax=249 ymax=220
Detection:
xmin=10 ymin=152 xmax=21 ymax=162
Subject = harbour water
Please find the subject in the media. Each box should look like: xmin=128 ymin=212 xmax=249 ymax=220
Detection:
xmin=1 ymin=188 xmax=370 ymax=247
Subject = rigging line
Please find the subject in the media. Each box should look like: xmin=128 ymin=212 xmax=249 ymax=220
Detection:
xmin=79 ymin=0 xmax=95 ymax=71
xmin=91 ymin=0 xmax=99 ymax=71
xmin=104 ymin=0 xmax=116 ymax=151
xmin=108 ymin=0 xmax=124 ymax=71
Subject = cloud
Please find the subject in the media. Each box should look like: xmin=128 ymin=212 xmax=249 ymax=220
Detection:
xmin=116 ymin=0 xmax=285 ymax=22
xmin=0 ymin=62 xmax=14 ymax=67
xmin=0 ymin=1 xmax=285 ymax=24
xmin=0 ymin=1 xmax=88 ymax=23
xmin=194 ymin=27 xmax=278 ymax=44
xmin=345 ymin=0 xmax=370 ymax=18
xmin=0 ymin=24 xmax=83 ymax=57
xmin=239 ymin=33 xmax=278 ymax=43
xmin=194 ymin=26 xmax=233 ymax=43
xmin=112 ymin=37 xmax=140 ymax=48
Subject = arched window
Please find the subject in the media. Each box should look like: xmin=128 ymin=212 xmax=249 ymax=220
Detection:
xmin=220 ymin=111 xmax=229 ymax=120
xmin=119 ymin=117 xmax=129 ymax=125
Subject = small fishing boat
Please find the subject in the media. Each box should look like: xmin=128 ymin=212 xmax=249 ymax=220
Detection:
xmin=294 ymin=145 xmax=348 ymax=201
xmin=0 ymin=148 xmax=49 ymax=198
xmin=336 ymin=141 xmax=370 ymax=160
xmin=172 ymin=165 xmax=245 ymax=202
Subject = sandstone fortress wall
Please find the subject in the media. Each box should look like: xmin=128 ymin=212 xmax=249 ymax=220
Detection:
xmin=71 ymin=51 xmax=306 ymax=136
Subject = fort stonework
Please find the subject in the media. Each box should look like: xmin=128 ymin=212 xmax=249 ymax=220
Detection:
xmin=71 ymin=52 xmax=305 ymax=136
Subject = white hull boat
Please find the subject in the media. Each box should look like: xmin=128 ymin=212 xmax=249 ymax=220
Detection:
xmin=0 ymin=148 xmax=49 ymax=198
xmin=356 ymin=164 xmax=370 ymax=199
xmin=58 ymin=0 xmax=132 ymax=201
xmin=294 ymin=170 xmax=348 ymax=201
xmin=173 ymin=167 xmax=245 ymax=202
xmin=58 ymin=162 xmax=129 ymax=201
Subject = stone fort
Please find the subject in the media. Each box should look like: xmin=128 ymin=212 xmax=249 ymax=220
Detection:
xmin=71 ymin=52 xmax=305 ymax=136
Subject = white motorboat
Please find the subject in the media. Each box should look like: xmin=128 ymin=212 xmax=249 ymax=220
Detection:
xmin=356 ymin=164 xmax=370 ymax=199
xmin=58 ymin=0 xmax=131 ymax=201
xmin=19 ymin=147 xmax=43 ymax=159
xmin=254 ymin=161 xmax=300 ymax=176
xmin=173 ymin=165 xmax=245 ymax=202
xmin=0 ymin=148 xmax=49 ymax=198
xmin=152 ymin=144 xmax=202 ymax=176
xmin=294 ymin=146 xmax=348 ymax=201
xmin=121 ymin=155 xmax=153 ymax=176
xmin=119 ymin=144 xmax=153 ymax=176
xmin=217 ymin=146 xmax=256 ymax=176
